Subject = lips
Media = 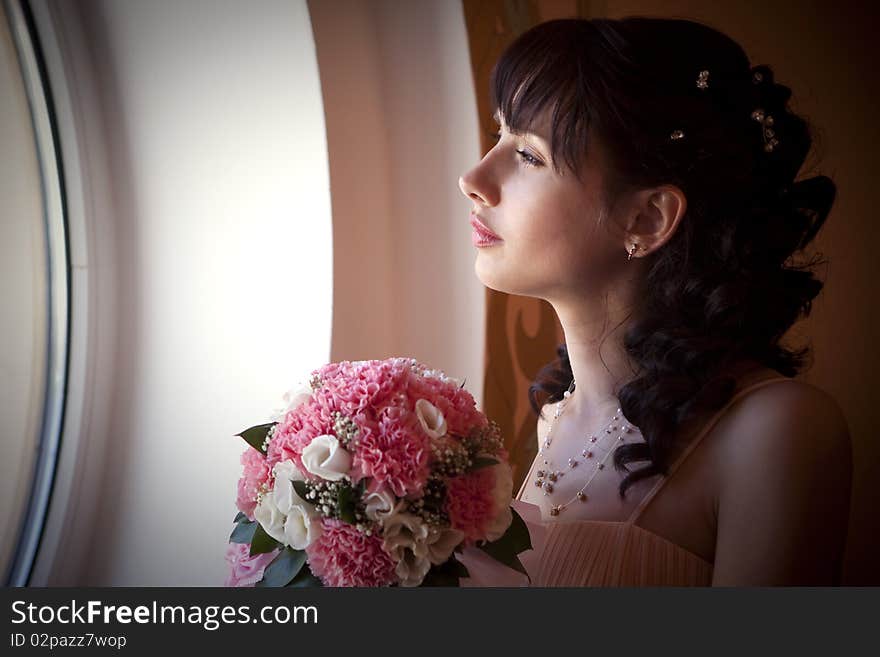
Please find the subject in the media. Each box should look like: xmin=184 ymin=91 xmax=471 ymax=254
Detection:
xmin=470 ymin=213 xmax=502 ymax=241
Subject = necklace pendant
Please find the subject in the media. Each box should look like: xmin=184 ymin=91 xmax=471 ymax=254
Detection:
xmin=543 ymin=482 xmax=554 ymax=493
xmin=534 ymin=478 xmax=543 ymax=487
xmin=598 ymin=463 xmax=605 ymax=470
xmin=536 ymin=469 xmax=545 ymax=478
xmin=568 ymin=458 xmax=577 ymax=467
xmin=548 ymin=472 xmax=557 ymax=482
xmin=576 ymin=491 xmax=587 ymax=501
xmin=549 ymin=506 xmax=560 ymax=516
xmin=590 ymin=436 xmax=597 ymax=443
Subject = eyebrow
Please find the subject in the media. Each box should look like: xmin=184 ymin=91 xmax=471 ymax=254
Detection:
xmin=492 ymin=109 xmax=554 ymax=159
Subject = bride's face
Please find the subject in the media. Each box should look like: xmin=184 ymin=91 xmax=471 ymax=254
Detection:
xmin=458 ymin=110 xmax=623 ymax=300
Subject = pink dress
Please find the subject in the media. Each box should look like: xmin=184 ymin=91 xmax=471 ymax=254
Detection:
xmin=459 ymin=376 xmax=792 ymax=587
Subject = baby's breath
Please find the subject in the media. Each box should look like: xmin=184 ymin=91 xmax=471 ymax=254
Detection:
xmin=333 ymin=412 xmax=360 ymax=449
xmin=254 ymin=481 xmax=270 ymax=506
xmin=304 ymin=479 xmax=370 ymax=526
xmin=430 ymin=440 xmax=472 ymax=478
xmin=406 ymin=477 xmax=449 ymax=527
xmin=466 ymin=421 xmax=504 ymax=458
xmin=260 ymin=424 xmax=277 ymax=452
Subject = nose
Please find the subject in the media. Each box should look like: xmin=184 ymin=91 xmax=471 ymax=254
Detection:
xmin=458 ymin=159 xmax=498 ymax=207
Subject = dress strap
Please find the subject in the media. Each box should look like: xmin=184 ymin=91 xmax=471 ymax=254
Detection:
xmin=626 ymin=375 xmax=792 ymax=523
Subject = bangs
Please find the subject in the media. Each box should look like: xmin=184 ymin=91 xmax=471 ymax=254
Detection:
xmin=490 ymin=20 xmax=599 ymax=178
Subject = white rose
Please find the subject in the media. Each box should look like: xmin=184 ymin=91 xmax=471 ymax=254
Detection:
xmin=395 ymin=549 xmax=433 ymax=587
xmin=269 ymin=383 xmax=313 ymax=422
xmin=483 ymin=459 xmax=514 ymax=542
xmin=425 ymin=526 xmax=465 ymax=565
xmin=271 ymin=460 xmax=309 ymax=515
xmin=382 ymin=505 xmax=430 ymax=559
xmin=301 ymin=434 xmax=351 ymax=481
xmin=362 ymin=486 xmax=397 ymax=522
xmin=382 ymin=505 xmax=433 ymax=586
xmin=283 ymin=504 xmax=322 ymax=550
xmin=414 ymin=399 xmax=447 ymax=439
xmin=254 ymin=493 xmax=287 ymax=545
xmin=263 ymin=459 xmax=322 ymax=549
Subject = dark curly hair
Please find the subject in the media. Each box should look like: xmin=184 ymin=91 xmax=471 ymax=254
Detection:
xmin=493 ymin=17 xmax=837 ymax=497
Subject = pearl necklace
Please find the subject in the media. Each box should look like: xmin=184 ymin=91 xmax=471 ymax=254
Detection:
xmin=533 ymin=380 xmax=641 ymax=516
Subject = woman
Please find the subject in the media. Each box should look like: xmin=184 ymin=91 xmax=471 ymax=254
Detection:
xmin=457 ymin=17 xmax=851 ymax=586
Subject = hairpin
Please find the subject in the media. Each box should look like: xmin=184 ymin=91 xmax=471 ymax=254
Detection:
xmin=667 ymin=68 xmax=780 ymax=152
xmin=750 ymin=108 xmax=779 ymax=152
xmin=696 ymin=70 xmax=710 ymax=90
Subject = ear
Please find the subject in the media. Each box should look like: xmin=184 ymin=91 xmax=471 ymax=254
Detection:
xmin=623 ymin=185 xmax=687 ymax=258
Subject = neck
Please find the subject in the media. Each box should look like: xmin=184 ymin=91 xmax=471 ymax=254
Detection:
xmin=551 ymin=289 xmax=637 ymax=425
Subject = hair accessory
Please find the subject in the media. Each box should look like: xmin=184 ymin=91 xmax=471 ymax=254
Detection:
xmin=670 ymin=67 xmax=781 ymax=153
xmin=532 ymin=380 xmax=640 ymax=517
xmin=751 ymin=108 xmax=779 ymax=152
xmin=627 ymin=243 xmax=639 ymax=261
xmin=696 ymin=69 xmax=710 ymax=90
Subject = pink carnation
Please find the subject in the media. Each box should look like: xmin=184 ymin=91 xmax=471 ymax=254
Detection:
xmin=224 ymin=542 xmax=280 ymax=587
xmin=266 ymin=397 xmax=334 ymax=477
xmin=315 ymin=359 xmax=412 ymax=416
xmin=407 ymin=374 xmax=486 ymax=437
xmin=305 ymin=518 xmax=397 ymax=587
xmin=444 ymin=467 xmax=497 ymax=544
xmin=235 ymin=447 xmax=271 ymax=520
xmin=351 ymin=405 xmax=431 ymax=497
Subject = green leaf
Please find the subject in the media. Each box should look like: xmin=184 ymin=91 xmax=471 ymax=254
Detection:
xmin=337 ymin=485 xmax=357 ymax=524
xmin=469 ymin=456 xmax=499 ymax=471
xmin=249 ymin=522 xmax=281 ymax=556
xmin=235 ymin=422 xmax=276 ymax=454
xmin=287 ymin=563 xmax=323 ymax=587
xmin=476 ymin=507 xmax=533 ymax=580
xmin=292 ymin=480 xmax=310 ymax=502
xmin=255 ymin=548 xmax=307 ymax=587
xmin=459 ymin=377 xmax=467 ymax=390
xmin=233 ymin=511 xmax=247 ymax=524
xmin=420 ymin=556 xmax=470 ymax=587
xmin=229 ymin=518 xmax=257 ymax=544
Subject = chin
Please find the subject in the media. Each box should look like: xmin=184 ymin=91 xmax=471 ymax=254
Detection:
xmin=474 ymin=257 xmax=542 ymax=298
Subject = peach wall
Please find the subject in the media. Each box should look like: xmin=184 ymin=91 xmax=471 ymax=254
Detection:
xmin=309 ymin=0 xmax=486 ymax=406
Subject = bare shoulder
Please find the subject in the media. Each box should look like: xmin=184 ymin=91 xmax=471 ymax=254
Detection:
xmin=715 ymin=378 xmax=852 ymax=471
xmin=711 ymin=378 xmax=853 ymax=585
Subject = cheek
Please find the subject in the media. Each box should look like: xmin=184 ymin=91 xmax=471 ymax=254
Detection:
xmin=535 ymin=208 xmax=616 ymax=284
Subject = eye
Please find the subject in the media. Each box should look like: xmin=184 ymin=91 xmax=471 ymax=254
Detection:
xmin=487 ymin=126 xmax=542 ymax=167
xmin=516 ymin=149 xmax=542 ymax=167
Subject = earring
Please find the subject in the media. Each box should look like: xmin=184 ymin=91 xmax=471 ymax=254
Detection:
xmin=627 ymin=244 xmax=639 ymax=261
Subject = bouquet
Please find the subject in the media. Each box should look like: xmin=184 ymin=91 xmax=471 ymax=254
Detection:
xmin=225 ymin=357 xmax=532 ymax=587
